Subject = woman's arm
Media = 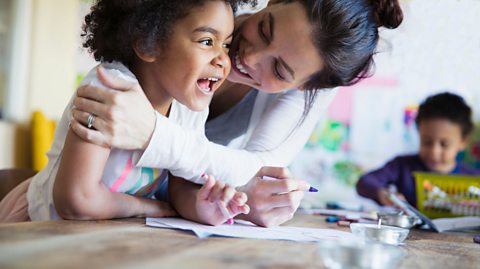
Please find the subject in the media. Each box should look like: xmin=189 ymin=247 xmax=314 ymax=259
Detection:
xmin=138 ymin=89 xmax=335 ymax=185
xmin=53 ymin=129 xmax=175 ymax=220
xmin=71 ymin=72 xmax=336 ymax=186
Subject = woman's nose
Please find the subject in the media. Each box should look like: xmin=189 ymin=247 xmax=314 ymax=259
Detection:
xmin=242 ymin=45 xmax=264 ymax=69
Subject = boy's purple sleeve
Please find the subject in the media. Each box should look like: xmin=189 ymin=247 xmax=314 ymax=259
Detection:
xmin=356 ymin=158 xmax=402 ymax=204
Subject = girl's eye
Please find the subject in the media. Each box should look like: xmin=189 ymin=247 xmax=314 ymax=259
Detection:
xmin=199 ymin=39 xmax=213 ymax=46
xmin=223 ymin=42 xmax=231 ymax=49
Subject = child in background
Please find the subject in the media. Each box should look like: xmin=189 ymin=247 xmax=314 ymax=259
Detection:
xmin=356 ymin=92 xmax=478 ymax=207
xmin=0 ymin=0 xmax=253 ymax=225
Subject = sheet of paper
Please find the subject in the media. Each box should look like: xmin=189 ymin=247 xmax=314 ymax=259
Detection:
xmin=431 ymin=216 xmax=480 ymax=233
xmin=146 ymin=217 xmax=357 ymax=242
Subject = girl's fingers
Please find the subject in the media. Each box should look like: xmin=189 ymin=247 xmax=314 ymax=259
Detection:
xmin=229 ymin=203 xmax=250 ymax=215
xmin=208 ymin=180 xmax=226 ymax=203
xmin=231 ymin=191 xmax=248 ymax=206
xmin=224 ymin=191 xmax=249 ymax=217
xmin=217 ymin=201 xmax=232 ymax=218
xmin=197 ymin=175 xmax=216 ymax=201
xmin=220 ymin=185 xmax=236 ymax=204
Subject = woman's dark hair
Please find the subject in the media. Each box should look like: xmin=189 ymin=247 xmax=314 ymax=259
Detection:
xmin=82 ymin=0 xmax=256 ymax=66
xmin=290 ymin=0 xmax=403 ymax=118
xmin=416 ymin=92 xmax=474 ymax=138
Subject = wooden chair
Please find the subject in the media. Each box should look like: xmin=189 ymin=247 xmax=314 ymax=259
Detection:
xmin=0 ymin=168 xmax=37 ymax=200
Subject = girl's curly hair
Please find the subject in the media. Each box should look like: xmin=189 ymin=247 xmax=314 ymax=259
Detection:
xmin=82 ymin=0 xmax=256 ymax=65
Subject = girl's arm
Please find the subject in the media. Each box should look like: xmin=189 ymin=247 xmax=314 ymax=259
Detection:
xmin=53 ymin=129 xmax=174 ymax=220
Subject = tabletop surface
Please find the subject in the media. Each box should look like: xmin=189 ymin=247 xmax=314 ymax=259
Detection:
xmin=0 ymin=214 xmax=479 ymax=269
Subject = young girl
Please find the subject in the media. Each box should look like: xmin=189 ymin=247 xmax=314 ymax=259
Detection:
xmin=0 ymin=0 xmax=254 ymax=225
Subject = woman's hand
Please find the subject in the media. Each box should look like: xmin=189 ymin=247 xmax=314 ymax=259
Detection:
xmin=236 ymin=167 xmax=310 ymax=227
xmin=71 ymin=66 xmax=156 ymax=150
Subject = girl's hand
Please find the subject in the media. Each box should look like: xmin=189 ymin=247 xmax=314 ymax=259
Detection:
xmin=71 ymin=66 xmax=156 ymax=150
xmin=237 ymin=167 xmax=310 ymax=227
xmin=195 ymin=175 xmax=250 ymax=226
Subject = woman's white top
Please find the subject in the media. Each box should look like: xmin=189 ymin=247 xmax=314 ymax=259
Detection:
xmin=27 ymin=62 xmax=208 ymax=220
xmin=135 ymin=88 xmax=336 ymax=186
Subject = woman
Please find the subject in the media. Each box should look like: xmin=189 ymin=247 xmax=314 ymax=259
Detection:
xmin=71 ymin=0 xmax=403 ymax=226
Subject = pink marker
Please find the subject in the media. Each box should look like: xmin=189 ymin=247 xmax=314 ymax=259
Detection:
xmin=218 ymin=202 xmax=234 ymax=225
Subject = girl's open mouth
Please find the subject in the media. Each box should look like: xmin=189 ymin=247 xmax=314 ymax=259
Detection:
xmin=196 ymin=77 xmax=220 ymax=95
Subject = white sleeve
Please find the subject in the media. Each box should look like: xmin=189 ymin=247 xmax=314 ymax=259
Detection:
xmin=134 ymin=89 xmax=337 ymax=186
xmin=243 ymin=89 xmax=336 ymax=166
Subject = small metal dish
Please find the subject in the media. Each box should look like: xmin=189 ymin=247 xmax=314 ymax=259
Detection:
xmin=350 ymin=223 xmax=409 ymax=245
xmin=377 ymin=212 xmax=418 ymax=229
xmin=317 ymin=240 xmax=405 ymax=269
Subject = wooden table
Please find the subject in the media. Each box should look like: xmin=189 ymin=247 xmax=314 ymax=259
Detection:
xmin=0 ymin=214 xmax=479 ymax=269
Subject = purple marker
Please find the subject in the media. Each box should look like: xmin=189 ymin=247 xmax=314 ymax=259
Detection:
xmin=261 ymin=176 xmax=318 ymax=192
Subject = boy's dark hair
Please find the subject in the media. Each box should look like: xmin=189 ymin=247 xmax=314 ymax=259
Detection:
xmin=415 ymin=92 xmax=474 ymax=137
xmin=82 ymin=0 xmax=256 ymax=66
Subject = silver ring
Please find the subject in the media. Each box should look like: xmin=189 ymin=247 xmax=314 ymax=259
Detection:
xmin=87 ymin=113 xmax=95 ymax=129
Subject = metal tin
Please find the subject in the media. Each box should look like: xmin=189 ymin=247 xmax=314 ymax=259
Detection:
xmin=377 ymin=212 xmax=418 ymax=229
xmin=350 ymin=223 xmax=410 ymax=245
